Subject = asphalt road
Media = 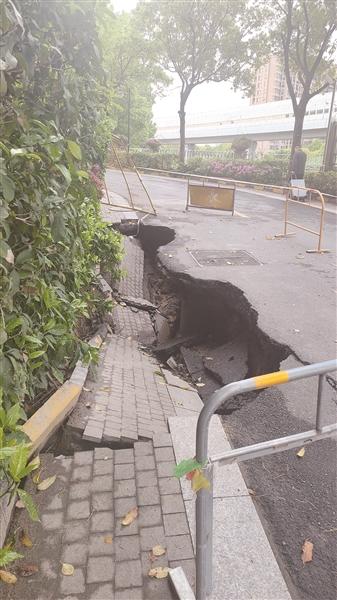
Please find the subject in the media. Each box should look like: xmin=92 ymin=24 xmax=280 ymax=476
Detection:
xmin=106 ymin=170 xmax=337 ymax=600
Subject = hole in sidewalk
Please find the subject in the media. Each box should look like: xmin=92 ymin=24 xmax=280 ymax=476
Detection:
xmin=140 ymin=223 xmax=291 ymax=415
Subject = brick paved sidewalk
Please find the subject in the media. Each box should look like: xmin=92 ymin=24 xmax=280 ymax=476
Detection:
xmin=117 ymin=237 xmax=144 ymax=299
xmin=68 ymin=333 xmax=202 ymax=445
xmin=4 ymin=439 xmax=195 ymax=600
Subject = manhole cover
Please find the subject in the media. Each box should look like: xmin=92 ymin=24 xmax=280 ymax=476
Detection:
xmin=190 ymin=249 xmax=260 ymax=266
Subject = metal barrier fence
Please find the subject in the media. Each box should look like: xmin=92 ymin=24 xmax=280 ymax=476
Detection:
xmin=137 ymin=167 xmax=329 ymax=253
xmin=194 ymin=359 xmax=337 ymax=600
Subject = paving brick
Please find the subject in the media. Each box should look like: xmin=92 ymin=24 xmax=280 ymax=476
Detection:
xmin=104 ymin=428 xmax=121 ymax=442
xmin=135 ymin=455 xmax=156 ymax=471
xmin=115 ymin=535 xmax=140 ymax=561
xmin=161 ymin=494 xmax=185 ymax=515
xmin=69 ymin=481 xmax=91 ymax=500
xmin=89 ymin=533 xmax=114 ymax=556
xmin=114 ymin=462 xmax=135 ymax=480
xmin=138 ymin=505 xmax=162 ymax=528
xmin=45 ymin=495 xmax=63 ymax=510
xmin=114 ymin=479 xmax=136 ymax=498
xmin=114 ymin=448 xmax=135 ymax=464
xmin=143 ymin=576 xmax=174 ymax=600
xmin=62 ymin=542 xmax=88 ymax=565
xmin=92 ymin=475 xmax=113 ymax=492
xmin=63 ymin=521 xmax=88 ymax=543
xmin=158 ymin=477 xmax=181 ymax=496
xmin=94 ymin=447 xmax=113 ymax=460
xmin=136 ymin=470 xmax=158 ymax=488
xmin=115 ymin=560 xmax=142 ymax=589
xmin=141 ymin=550 xmax=168 ymax=577
xmin=74 ymin=451 xmax=94 ymax=465
xmin=92 ymin=492 xmax=113 ymax=512
xmin=93 ymin=459 xmax=113 ymax=476
xmin=41 ymin=511 xmax=63 ymax=530
xmin=88 ymin=583 xmax=114 ymax=600
xmin=115 ymin=588 xmax=143 ymax=600
xmin=71 ymin=465 xmax=91 ymax=481
xmin=60 ymin=567 xmax=85 ymax=595
xmin=115 ymin=497 xmax=137 ymax=518
xmin=115 ymin=516 xmax=139 ymax=537
xmin=166 ymin=534 xmax=194 ymax=561
xmin=83 ymin=427 xmax=103 ymax=443
xmin=154 ymin=447 xmax=175 ymax=462
xmin=67 ymin=500 xmax=90 ymax=520
xmin=134 ymin=441 xmax=153 ymax=456
xmin=91 ymin=511 xmax=114 ymax=532
xmin=157 ymin=462 xmax=176 ymax=478
xmin=87 ymin=556 xmax=114 ymax=583
xmin=140 ymin=526 xmax=165 ymax=551
xmin=163 ymin=512 xmax=190 ymax=536
xmin=137 ymin=486 xmax=160 ymax=506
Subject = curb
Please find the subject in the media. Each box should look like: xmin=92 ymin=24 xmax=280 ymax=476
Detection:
xmin=0 ymin=329 xmax=105 ymax=549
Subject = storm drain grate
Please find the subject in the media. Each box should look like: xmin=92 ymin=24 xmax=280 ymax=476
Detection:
xmin=190 ymin=249 xmax=261 ymax=267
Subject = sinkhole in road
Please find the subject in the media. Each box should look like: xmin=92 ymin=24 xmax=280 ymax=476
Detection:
xmin=140 ymin=222 xmax=291 ymax=414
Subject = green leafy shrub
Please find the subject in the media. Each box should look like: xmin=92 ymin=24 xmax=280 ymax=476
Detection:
xmin=0 ymin=0 xmax=122 ymax=538
xmin=305 ymin=171 xmax=337 ymax=196
xmin=131 ymin=150 xmax=179 ymax=171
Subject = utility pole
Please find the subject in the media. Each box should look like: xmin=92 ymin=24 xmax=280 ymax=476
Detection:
xmin=322 ymin=80 xmax=336 ymax=171
xmin=127 ymin=87 xmax=131 ymax=154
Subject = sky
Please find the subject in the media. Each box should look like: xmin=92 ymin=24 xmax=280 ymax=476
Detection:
xmin=111 ymin=0 xmax=249 ymax=127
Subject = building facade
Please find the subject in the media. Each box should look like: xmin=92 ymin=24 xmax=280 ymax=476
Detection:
xmin=251 ymin=55 xmax=301 ymax=105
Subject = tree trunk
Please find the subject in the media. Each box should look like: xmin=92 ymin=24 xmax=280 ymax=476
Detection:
xmin=178 ymin=94 xmax=186 ymax=164
xmin=289 ymin=101 xmax=307 ymax=177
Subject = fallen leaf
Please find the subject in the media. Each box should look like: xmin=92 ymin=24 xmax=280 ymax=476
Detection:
xmin=174 ymin=458 xmax=205 ymax=479
xmin=5 ymin=248 xmax=14 ymax=264
xmin=61 ymin=563 xmax=75 ymax=576
xmin=121 ymin=507 xmax=138 ymax=526
xmin=152 ymin=545 xmax=166 ymax=557
xmin=85 ymin=403 xmax=91 ymax=408
xmin=32 ymin=471 xmax=40 ymax=484
xmin=120 ymin=302 xmax=126 ymax=306
xmin=29 ymin=456 xmax=40 ymax=471
xmin=301 ymin=540 xmax=313 ymax=564
xmin=18 ymin=563 xmax=39 ymax=577
xmin=297 ymin=447 xmax=305 ymax=458
xmin=196 ymin=382 xmax=205 ymax=387
xmin=247 ymin=488 xmax=256 ymax=496
xmin=204 ymin=356 xmax=213 ymax=360
xmin=19 ymin=530 xmax=33 ymax=548
xmin=104 ymin=535 xmax=113 ymax=544
xmin=148 ymin=566 xmax=169 ymax=579
xmin=15 ymin=500 xmax=25 ymax=509
xmin=0 ymin=570 xmax=17 ymax=584
xmin=192 ymin=470 xmax=211 ymax=493
xmin=83 ymin=387 xmax=91 ymax=392
xmin=37 ymin=475 xmax=57 ymax=491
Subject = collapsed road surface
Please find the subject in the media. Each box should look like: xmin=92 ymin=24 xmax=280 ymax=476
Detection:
xmin=105 ymin=169 xmax=337 ymax=600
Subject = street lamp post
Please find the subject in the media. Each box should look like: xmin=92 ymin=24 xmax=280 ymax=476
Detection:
xmin=322 ymin=79 xmax=336 ymax=171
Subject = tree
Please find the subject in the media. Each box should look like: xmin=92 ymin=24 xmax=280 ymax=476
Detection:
xmin=269 ymin=0 xmax=336 ymax=166
xmin=98 ymin=9 xmax=168 ymax=146
xmin=231 ymin=137 xmax=251 ymax=158
xmin=141 ymin=0 xmax=265 ymax=163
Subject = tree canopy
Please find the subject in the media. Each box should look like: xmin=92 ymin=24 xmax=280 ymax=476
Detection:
xmin=266 ymin=0 xmax=337 ymax=161
xmin=99 ymin=9 xmax=168 ymax=146
xmin=140 ymin=0 xmax=266 ymax=161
